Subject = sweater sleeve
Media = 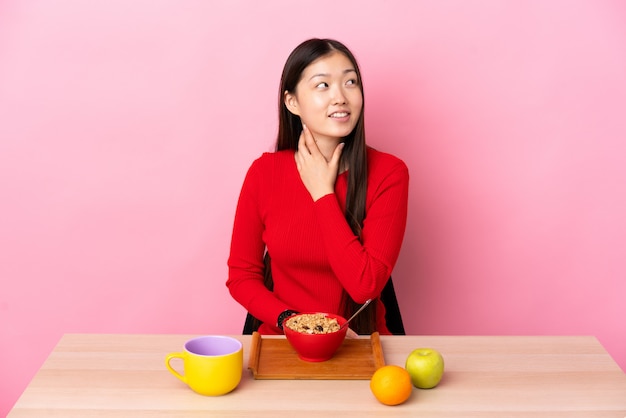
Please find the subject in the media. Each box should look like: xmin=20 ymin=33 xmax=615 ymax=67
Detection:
xmin=226 ymin=156 xmax=291 ymax=328
xmin=313 ymin=157 xmax=409 ymax=303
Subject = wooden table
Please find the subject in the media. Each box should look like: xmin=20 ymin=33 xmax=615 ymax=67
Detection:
xmin=8 ymin=334 xmax=626 ymax=417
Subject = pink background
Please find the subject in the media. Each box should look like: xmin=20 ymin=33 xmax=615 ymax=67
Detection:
xmin=1 ymin=0 xmax=625 ymax=414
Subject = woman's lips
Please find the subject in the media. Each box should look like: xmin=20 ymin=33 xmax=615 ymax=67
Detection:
xmin=329 ymin=111 xmax=350 ymax=121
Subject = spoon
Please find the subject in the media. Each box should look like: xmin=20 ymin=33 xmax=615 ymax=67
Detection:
xmin=339 ymin=298 xmax=373 ymax=330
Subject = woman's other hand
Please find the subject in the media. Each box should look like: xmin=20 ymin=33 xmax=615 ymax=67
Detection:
xmin=346 ymin=328 xmax=359 ymax=339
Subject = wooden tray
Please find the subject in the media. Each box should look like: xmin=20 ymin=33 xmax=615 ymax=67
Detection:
xmin=248 ymin=331 xmax=385 ymax=380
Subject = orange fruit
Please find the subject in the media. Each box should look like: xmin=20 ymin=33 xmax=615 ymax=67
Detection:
xmin=370 ymin=365 xmax=412 ymax=406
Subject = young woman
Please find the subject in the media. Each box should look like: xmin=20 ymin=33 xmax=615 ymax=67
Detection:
xmin=226 ymin=38 xmax=409 ymax=335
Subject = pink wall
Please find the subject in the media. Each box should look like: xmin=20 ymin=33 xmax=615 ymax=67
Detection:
xmin=1 ymin=0 xmax=625 ymax=414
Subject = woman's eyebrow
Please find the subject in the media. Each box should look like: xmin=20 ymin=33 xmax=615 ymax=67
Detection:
xmin=308 ymin=68 xmax=357 ymax=81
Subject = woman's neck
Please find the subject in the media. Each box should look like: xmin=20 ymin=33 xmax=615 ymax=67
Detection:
xmin=315 ymin=137 xmax=342 ymax=163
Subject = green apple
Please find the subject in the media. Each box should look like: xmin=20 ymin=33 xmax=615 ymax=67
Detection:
xmin=405 ymin=348 xmax=444 ymax=389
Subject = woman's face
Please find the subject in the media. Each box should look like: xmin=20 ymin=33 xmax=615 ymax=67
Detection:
xmin=285 ymin=51 xmax=363 ymax=144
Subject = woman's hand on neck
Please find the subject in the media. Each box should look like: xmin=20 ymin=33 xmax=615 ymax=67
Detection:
xmin=294 ymin=124 xmax=345 ymax=201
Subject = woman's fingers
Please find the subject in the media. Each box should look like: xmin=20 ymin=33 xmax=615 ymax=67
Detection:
xmin=301 ymin=123 xmax=321 ymax=156
xmin=330 ymin=142 xmax=345 ymax=168
xmin=346 ymin=328 xmax=359 ymax=339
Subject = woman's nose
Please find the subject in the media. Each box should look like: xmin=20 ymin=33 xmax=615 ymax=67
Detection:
xmin=331 ymin=86 xmax=347 ymax=104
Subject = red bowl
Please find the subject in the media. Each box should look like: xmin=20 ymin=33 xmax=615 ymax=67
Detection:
xmin=283 ymin=312 xmax=348 ymax=362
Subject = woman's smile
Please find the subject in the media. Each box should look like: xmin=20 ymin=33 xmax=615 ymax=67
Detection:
xmin=329 ymin=110 xmax=350 ymax=121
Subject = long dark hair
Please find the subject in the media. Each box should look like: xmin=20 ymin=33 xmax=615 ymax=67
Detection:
xmin=270 ymin=38 xmax=376 ymax=334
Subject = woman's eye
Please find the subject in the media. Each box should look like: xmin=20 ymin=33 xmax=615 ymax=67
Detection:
xmin=346 ymin=79 xmax=358 ymax=86
xmin=316 ymin=82 xmax=329 ymax=88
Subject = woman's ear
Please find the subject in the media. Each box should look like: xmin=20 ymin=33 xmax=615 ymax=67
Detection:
xmin=284 ymin=90 xmax=300 ymax=116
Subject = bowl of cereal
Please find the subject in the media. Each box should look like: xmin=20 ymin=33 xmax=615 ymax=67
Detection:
xmin=283 ymin=312 xmax=348 ymax=362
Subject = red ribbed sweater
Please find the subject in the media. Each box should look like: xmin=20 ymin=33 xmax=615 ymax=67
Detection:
xmin=226 ymin=147 xmax=409 ymax=334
